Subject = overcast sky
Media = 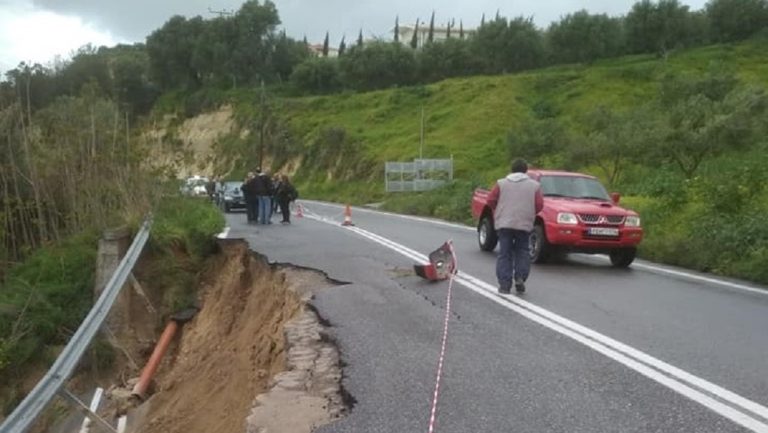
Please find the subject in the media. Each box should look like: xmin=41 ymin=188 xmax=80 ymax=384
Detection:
xmin=0 ymin=0 xmax=709 ymax=75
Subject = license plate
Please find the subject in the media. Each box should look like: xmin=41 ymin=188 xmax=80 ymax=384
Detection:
xmin=589 ymin=227 xmax=619 ymax=236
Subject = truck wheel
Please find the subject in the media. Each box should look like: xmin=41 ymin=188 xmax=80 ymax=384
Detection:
xmin=530 ymin=224 xmax=551 ymax=264
xmin=610 ymin=248 xmax=636 ymax=268
xmin=224 ymin=203 xmax=231 ymax=213
xmin=478 ymin=215 xmax=498 ymax=251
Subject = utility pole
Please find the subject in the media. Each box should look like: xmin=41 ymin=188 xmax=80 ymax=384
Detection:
xmin=419 ymin=106 xmax=425 ymax=160
xmin=259 ymin=80 xmax=266 ymax=169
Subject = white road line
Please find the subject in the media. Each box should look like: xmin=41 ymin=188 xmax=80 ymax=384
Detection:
xmin=117 ymin=416 xmax=128 ymax=433
xmin=305 ymin=213 xmax=768 ymax=431
xmin=304 ymin=200 xmax=767 ymax=296
xmin=302 ymin=200 xmax=476 ymax=232
xmin=78 ymin=387 xmax=104 ymax=433
xmin=630 ymin=262 xmax=768 ymax=296
xmin=216 ymin=226 xmax=231 ymax=239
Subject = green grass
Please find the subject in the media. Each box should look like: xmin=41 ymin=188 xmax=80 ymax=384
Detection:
xmin=261 ymin=39 xmax=768 ymax=194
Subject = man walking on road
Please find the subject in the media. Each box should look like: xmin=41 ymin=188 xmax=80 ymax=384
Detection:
xmin=486 ymin=159 xmax=543 ymax=294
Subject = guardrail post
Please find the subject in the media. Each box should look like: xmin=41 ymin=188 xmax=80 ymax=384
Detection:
xmin=0 ymin=218 xmax=152 ymax=433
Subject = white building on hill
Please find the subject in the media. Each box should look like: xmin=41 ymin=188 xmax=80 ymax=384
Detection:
xmin=395 ymin=23 xmax=477 ymax=49
xmin=308 ymin=44 xmax=339 ymax=58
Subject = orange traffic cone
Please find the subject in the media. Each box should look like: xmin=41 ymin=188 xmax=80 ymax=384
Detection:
xmin=341 ymin=204 xmax=355 ymax=226
xmin=295 ymin=203 xmax=304 ymax=218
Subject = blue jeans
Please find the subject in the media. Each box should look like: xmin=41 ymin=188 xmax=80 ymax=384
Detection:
xmin=258 ymin=196 xmax=272 ymax=224
xmin=496 ymin=229 xmax=532 ymax=288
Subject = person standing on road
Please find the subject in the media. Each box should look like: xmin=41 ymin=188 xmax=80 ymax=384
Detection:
xmin=486 ymin=159 xmax=543 ymax=294
xmin=242 ymin=171 xmax=259 ymax=224
xmin=272 ymin=173 xmax=282 ymax=215
xmin=256 ymin=170 xmax=274 ymax=225
xmin=275 ymin=174 xmax=297 ymax=225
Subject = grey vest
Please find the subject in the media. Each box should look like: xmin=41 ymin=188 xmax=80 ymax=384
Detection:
xmin=493 ymin=173 xmax=540 ymax=232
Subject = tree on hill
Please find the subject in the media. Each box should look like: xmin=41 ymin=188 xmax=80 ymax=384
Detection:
xmin=624 ymin=0 xmax=698 ymax=57
xmin=546 ymin=10 xmax=623 ymax=64
xmin=290 ymin=58 xmax=342 ymax=94
xmin=706 ymin=0 xmax=768 ymax=42
xmin=417 ymin=38 xmax=480 ymax=81
xmin=271 ymin=31 xmax=310 ymax=83
xmin=428 ymin=11 xmax=436 ymax=43
xmin=411 ymin=19 xmax=420 ymax=49
xmin=570 ymin=106 xmax=653 ymax=186
xmin=395 ymin=16 xmax=400 ymax=43
xmin=323 ymin=32 xmax=330 ymax=57
xmin=653 ymin=70 xmax=768 ymax=178
xmin=507 ymin=118 xmax=573 ymax=169
xmin=340 ymin=42 xmax=417 ymax=91
xmin=473 ymin=16 xmax=545 ymax=74
xmin=338 ymin=36 xmax=347 ymax=57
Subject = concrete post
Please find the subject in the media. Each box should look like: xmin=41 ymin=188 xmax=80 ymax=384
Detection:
xmin=93 ymin=226 xmax=132 ymax=346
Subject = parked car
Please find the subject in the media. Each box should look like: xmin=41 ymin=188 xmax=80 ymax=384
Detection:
xmin=218 ymin=181 xmax=246 ymax=212
xmin=180 ymin=176 xmax=210 ymax=197
xmin=471 ymin=169 xmax=643 ymax=267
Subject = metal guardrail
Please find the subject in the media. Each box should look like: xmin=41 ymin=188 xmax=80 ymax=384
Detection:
xmin=1 ymin=218 xmax=153 ymax=433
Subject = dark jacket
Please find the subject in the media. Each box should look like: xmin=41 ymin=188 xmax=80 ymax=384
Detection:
xmin=253 ymin=174 xmax=273 ymax=196
xmin=241 ymin=177 xmax=259 ymax=200
xmin=275 ymin=182 xmax=297 ymax=203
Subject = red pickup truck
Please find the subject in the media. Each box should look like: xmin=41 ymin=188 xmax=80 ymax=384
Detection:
xmin=471 ymin=169 xmax=643 ymax=267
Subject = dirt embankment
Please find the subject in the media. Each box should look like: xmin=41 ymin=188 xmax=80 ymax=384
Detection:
xmin=143 ymin=106 xmax=235 ymax=178
xmin=131 ymin=240 xmax=346 ymax=433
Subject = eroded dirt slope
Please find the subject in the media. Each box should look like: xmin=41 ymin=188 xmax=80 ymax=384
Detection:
xmin=133 ymin=240 xmax=343 ymax=433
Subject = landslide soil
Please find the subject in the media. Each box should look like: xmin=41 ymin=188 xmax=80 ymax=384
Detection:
xmin=134 ymin=240 xmax=336 ymax=433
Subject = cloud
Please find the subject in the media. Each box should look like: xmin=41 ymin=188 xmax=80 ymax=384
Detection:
xmin=31 ymin=0 xmax=245 ymax=41
xmin=0 ymin=0 xmax=118 ymax=74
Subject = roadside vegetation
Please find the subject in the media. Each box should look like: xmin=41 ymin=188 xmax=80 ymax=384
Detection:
xmin=0 ymin=196 xmax=223 ymax=415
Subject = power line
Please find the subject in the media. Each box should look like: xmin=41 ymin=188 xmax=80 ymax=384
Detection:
xmin=208 ymin=7 xmax=234 ymax=17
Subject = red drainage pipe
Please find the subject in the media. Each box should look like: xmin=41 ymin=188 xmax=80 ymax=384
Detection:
xmin=131 ymin=308 xmax=198 ymax=400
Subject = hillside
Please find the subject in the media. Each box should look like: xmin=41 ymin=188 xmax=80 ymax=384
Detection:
xmin=266 ymin=40 xmax=768 ymax=195
xmin=151 ymin=39 xmax=768 ymax=284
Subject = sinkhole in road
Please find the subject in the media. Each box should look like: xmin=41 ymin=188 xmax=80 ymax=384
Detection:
xmin=132 ymin=239 xmax=350 ymax=433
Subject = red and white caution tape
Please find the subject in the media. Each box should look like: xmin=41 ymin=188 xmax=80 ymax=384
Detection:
xmin=428 ymin=241 xmax=458 ymax=433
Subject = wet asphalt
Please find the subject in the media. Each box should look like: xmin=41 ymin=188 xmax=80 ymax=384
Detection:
xmin=225 ymin=201 xmax=768 ymax=433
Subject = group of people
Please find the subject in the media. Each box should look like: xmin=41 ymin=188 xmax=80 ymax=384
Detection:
xmin=240 ymin=169 xmax=298 ymax=225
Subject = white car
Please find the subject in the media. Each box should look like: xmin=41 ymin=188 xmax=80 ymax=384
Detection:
xmin=181 ymin=176 xmax=210 ymax=197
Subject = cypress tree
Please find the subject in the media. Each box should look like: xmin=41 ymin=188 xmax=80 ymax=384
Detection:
xmin=322 ymin=31 xmax=329 ymax=57
xmin=395 ymin=16 xmax=400 ymax=43
xmin=411 ymin=19 xmax=420 ymax=49
xmin=338 ymin=35 xmax=346 ymax=56
xmin=428 ymin=11 xmax=435 ymax=43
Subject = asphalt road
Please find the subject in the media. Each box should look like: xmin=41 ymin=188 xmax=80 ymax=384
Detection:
xmin=223 ymin=201 xmax=768 ymax=433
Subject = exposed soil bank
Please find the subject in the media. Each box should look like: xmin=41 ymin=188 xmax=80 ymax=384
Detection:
xmin=130 ymin=240 xmax=346 ymax=433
